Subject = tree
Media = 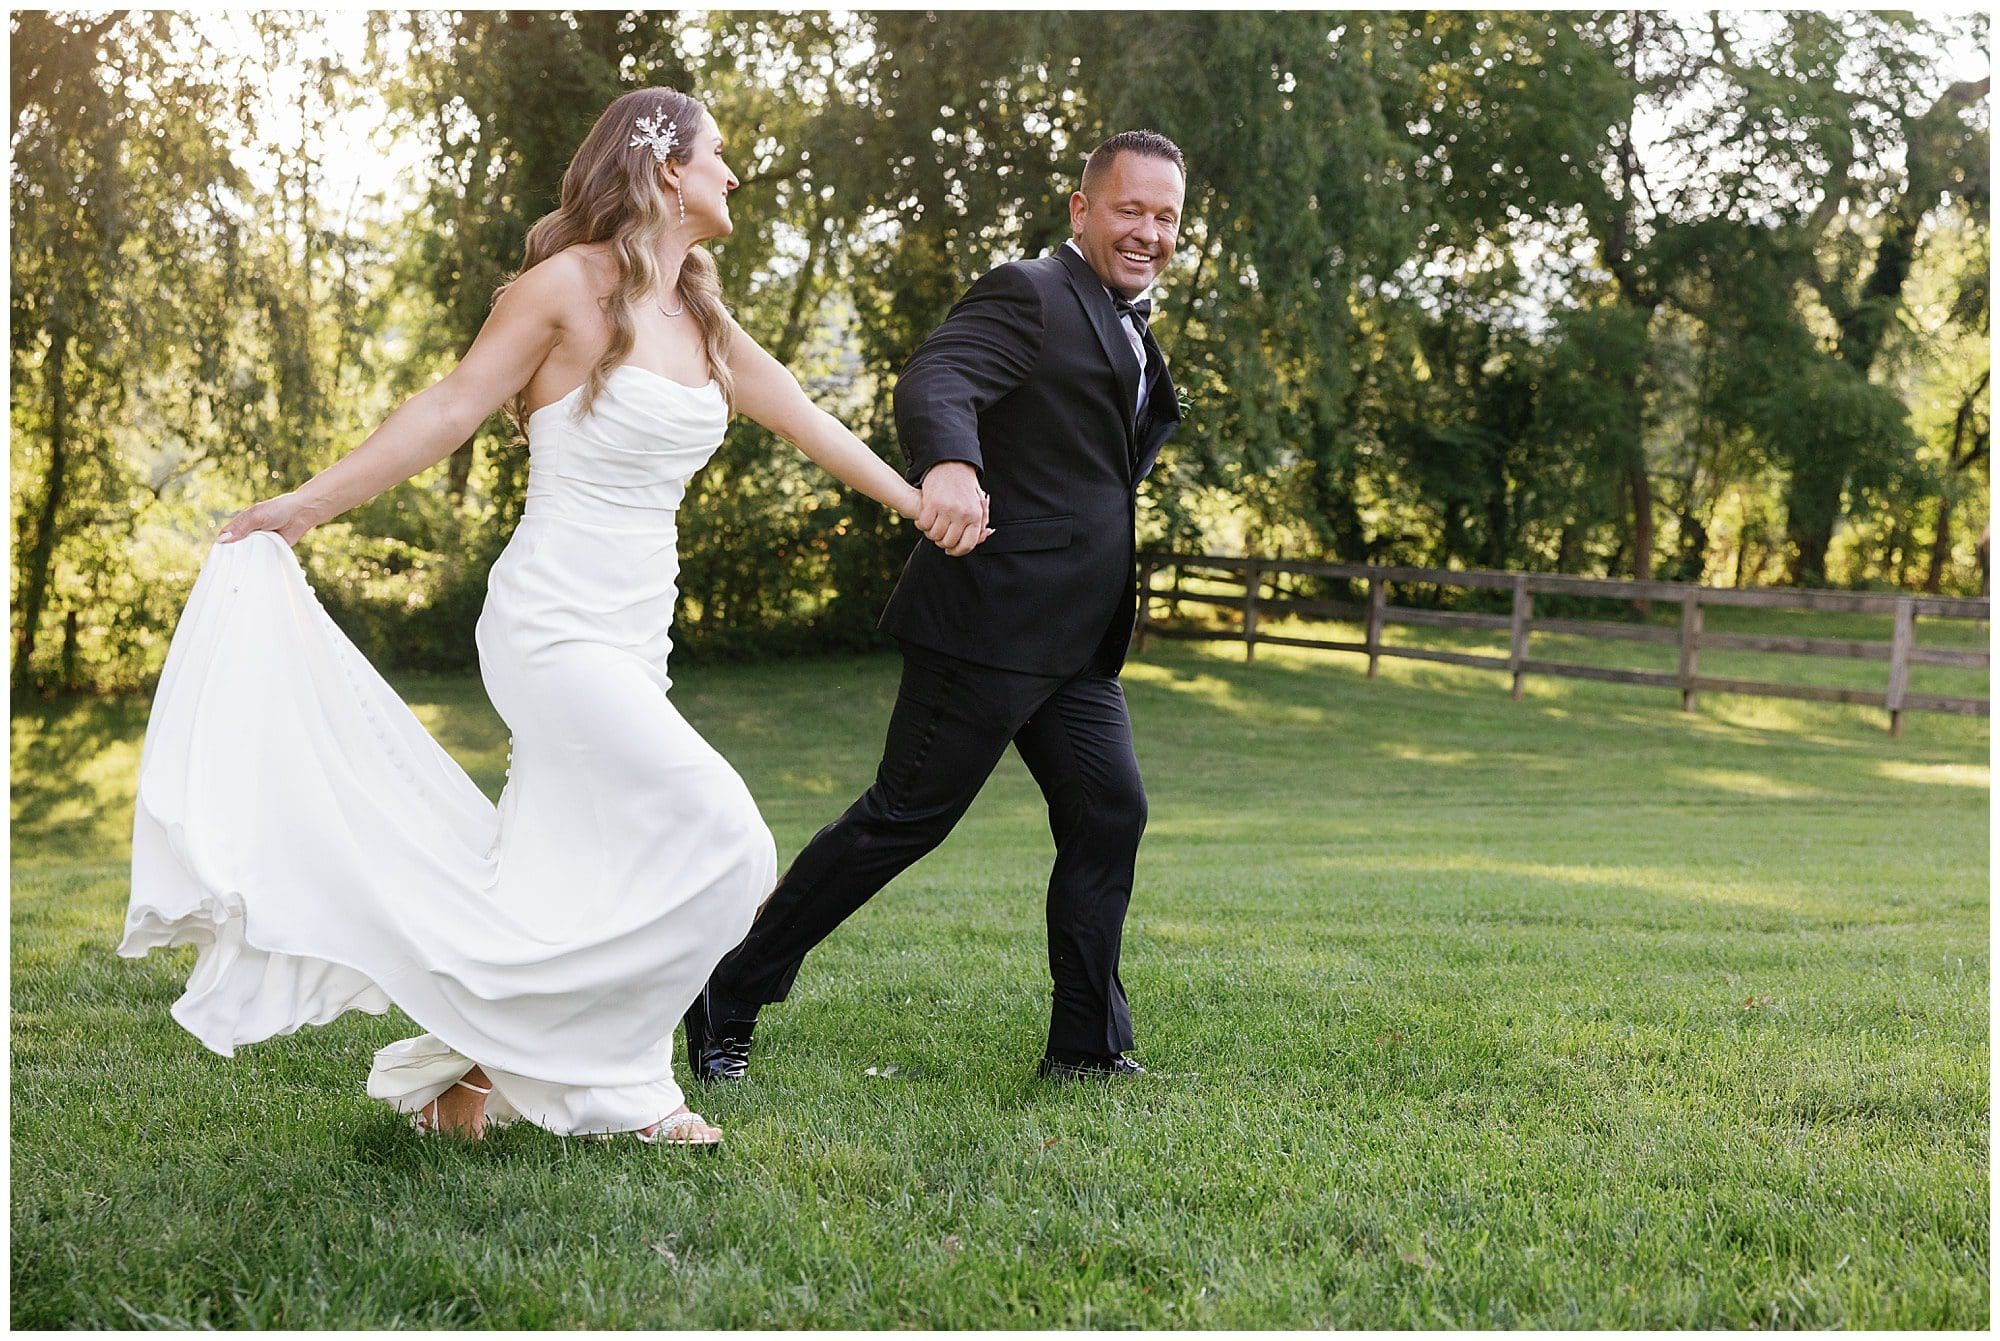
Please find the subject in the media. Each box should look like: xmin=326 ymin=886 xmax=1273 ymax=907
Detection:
xmin=10 ymin=11 xmax=253 ymax=689
xmin=12 ymin=11 xmax=1990 ymax=692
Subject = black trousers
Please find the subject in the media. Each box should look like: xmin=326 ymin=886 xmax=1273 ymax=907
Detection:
xmin=708 ymin=639 xmax=1146 ymax=1057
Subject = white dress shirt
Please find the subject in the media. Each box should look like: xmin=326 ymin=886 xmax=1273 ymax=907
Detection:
xmin=1065 ymin=239 xmax=1150 ymax=418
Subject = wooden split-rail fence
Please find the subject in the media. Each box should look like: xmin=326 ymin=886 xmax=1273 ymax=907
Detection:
xmin=1133 ymin=553 xmax=1990 ymax=736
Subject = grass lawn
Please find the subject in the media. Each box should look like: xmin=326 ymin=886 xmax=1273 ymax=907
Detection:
xmin=10 ymin=631 xmax=1990 ymax=1327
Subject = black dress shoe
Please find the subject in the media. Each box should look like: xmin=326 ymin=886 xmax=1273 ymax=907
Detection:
xmin=684 ymin=985 xmax=756 ymax=1083
xmin=1036 ymin=1052 xmax=1146 ymax=1080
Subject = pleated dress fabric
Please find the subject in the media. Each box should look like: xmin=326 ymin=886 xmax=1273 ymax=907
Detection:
xmin=120 ymin=366 xmax=778 ymax=1135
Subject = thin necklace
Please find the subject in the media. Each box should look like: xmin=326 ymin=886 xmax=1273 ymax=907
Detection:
xmin=656 ymin=269 xmax=685 ymax=318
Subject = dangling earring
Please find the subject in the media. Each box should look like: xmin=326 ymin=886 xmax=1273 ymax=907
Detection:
xmin=675 ymin=186 xmax=686 ymax=227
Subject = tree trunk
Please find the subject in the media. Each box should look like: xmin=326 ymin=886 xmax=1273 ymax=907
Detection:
xmin=445 ymin=435 xmax=476 ymax=498
xmin=1835 ymin=209 xmax=1921 ymax=374
xmin=1923 ymin=369 xmax=1991 ymax=593
xmin=1602 ymin=13 xmax=1658 ymax=599
xmin=1439 ymin=498 xmax=1466 ymax=568
xmin=1607 ymin=393 xmax=1653 ymax=608
xmin=16 ymin=320 xmax=70 ymax=690
xmin=1784 ymin=464 xmax=1842 ymax=586
xmin=1786 ymin=76 xmax=1989 ymax=584
xmin=1302 ymin=440 xmax=1368 ymax=565
xmin=1627 ymin=458 xmax=1654 ymax=611
xmin=1676 ymin=508 xmax=1709 ymax=583
xmin=60 ymin=610 xmax=79 ymax=690
xmin=1924 ymin=494 xmax=1953 ymax=594
xmin=772 ymin=212 xmax=830 ymax=367
xmin=1482 ymin=440 xmax=1511 ymax=569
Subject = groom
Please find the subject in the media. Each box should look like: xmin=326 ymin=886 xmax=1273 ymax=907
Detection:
xmin=688 ymin=130 xmax=1187 ymax=1081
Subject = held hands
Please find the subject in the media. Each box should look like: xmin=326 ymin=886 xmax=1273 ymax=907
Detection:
xmin=916 ymin=461 xmax=993 ymax=557
xmin=217 ymin=491 xmax=322 ymax=547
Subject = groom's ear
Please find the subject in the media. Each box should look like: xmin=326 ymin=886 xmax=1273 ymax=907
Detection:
xmin=1068 ymin=190 xmax=1088 ymax=234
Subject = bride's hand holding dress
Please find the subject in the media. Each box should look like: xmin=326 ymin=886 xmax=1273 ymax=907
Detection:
xmin=216 ymin=491 xmax=314 ymax=546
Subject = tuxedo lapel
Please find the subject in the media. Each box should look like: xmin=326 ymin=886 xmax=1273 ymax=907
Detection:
xmin=1135 ymin=326 xmax=1180 ymax=481
xmin=1057 ymin=246 xmax=1141 ymax=441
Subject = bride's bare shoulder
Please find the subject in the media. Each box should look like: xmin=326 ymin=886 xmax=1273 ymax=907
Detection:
xmin=499 ymin=247 xmax=612 ymax=334
xmin=548 ymin=242 xmax=621 ymax=284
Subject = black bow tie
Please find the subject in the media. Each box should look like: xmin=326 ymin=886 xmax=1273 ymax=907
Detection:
xmin=1113 ymin=294 xmax=1152 ymax=326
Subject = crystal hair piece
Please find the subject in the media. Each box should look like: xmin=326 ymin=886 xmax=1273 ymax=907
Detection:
xmin=629 ymin=111 xmax=681 ymax=162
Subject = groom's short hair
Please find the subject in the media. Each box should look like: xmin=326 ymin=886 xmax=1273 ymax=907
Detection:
xmin=1080 ymin=130 xmax=1186 ymax=194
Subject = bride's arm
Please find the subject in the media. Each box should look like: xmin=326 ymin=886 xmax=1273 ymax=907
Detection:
xmin=219 ymin=255 xmax=577 ymax=544
xmin=724 ymin=317 xmax=970 ymax=535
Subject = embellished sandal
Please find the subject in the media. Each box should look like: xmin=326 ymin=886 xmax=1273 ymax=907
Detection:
xmin=592 ymin=1112 xmax=728 ymax=1144
xmin=411 ymin=1076 xmax=494 ymax=1138
xmin=629 ymin=1110 xmax=723 ymax=1146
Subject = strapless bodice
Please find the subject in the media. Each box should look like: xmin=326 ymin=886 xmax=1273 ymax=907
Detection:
xmin=523 ymin=364 xmax=728 ymax=527
xmin=490 ymin=361 xmax=725 ymax=675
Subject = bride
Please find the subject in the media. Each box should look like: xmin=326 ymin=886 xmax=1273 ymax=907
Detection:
xmin=119 ymin=87 xmax=986 ymax=1144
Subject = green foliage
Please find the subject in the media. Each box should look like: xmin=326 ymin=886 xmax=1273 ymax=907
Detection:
xmin=11 ymin=13 xmax=251 ymax=691
xmin=8 ymin=11 xmax=1990 ymax=691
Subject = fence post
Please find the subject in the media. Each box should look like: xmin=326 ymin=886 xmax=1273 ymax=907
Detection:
xmin=1678 ymin=591 xmax=1703 ymax=712
xmin=1135 ymin=561 xmax=1155 ymax=654
xmin=1242 ymin=561 xmax=1260 ymax=664
xmin=1365 ymin=576 xmax=1385 ymax=679
xmin=1509 ymin=576 xmax=1532 ymax=700
xmin=1887 ymin=597 xmax=1915 ymax=736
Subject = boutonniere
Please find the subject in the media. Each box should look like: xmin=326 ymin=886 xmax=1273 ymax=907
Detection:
xmin=1175 ymin=386 xmax=1193 ymax=420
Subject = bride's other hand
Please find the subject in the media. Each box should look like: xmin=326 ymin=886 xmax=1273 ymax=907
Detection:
xmin=218 ymin=491 xmax=325 ymax=546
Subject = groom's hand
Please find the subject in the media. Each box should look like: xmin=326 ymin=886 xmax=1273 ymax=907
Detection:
xmin=918 ymin=462 xmax=991 ymax=557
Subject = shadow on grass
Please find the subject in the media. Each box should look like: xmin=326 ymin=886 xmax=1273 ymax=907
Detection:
xmin=9 ymin=695 xmax=152 ymax=856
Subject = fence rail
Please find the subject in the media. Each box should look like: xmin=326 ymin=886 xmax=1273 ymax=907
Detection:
xmin=1134 ymin=553 xmax=1990 ymax=735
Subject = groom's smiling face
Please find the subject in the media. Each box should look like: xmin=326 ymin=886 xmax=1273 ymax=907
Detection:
xmin=1069 ymin=151 xmax=1184 ymax=299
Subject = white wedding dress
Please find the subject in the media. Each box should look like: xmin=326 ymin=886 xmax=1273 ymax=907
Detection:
xmin=119 ymin=365 xmax=777 ymax=1135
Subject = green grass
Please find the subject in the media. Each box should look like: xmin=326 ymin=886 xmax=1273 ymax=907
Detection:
xmin=11 ymin=632 xmax=1990 ymax=1327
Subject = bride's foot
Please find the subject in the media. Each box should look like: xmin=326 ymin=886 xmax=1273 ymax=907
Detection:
xmin=634 ymin=1103 xmax=722 ymax=1146
xmin=412 ymin=1065 xmax=493 ymax=1139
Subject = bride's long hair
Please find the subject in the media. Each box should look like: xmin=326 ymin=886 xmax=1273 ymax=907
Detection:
xmin=497 ymin=87 xmax=734 ymax=437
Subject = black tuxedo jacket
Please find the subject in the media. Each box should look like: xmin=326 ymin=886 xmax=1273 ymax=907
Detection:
xmin=879 ymin=245 xmax=1181 ymax=677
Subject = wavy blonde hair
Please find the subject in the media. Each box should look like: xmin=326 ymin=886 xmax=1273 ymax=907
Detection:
xmin=498 ymin=87 xmax=733 ymax=436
